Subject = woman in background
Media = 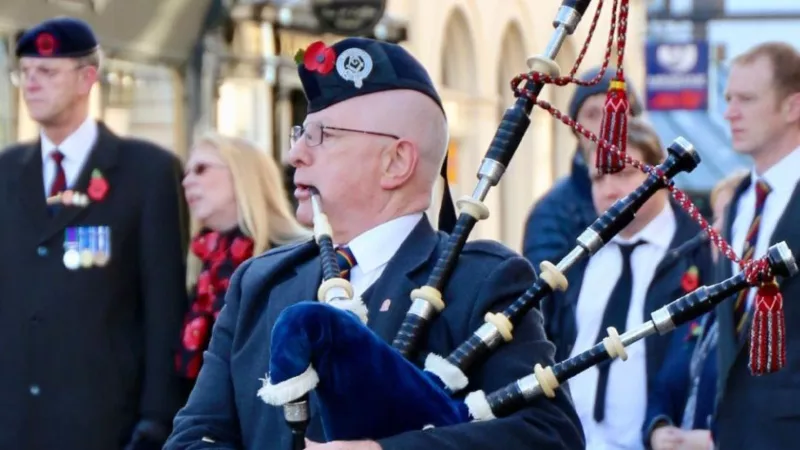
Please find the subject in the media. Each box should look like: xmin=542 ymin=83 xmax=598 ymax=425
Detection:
xmin=176 ymin=132 xmax=310 ymax=390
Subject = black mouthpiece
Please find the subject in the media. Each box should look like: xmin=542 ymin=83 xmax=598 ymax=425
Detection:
xmin=563 ymin=0 xmax=593 ymax=17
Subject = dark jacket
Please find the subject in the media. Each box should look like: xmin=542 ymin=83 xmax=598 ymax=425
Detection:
xmin=642 ymin=311 xmax=718 ymax=448
xmin=0 ymin=122 xmax=190 ymax=449
xmin=714 ymin=176 xmax=800 ymax=449
xmin=165 ymin=217 xmax=585 ymax=450
xmin=522 ymin=150 xmax=596 ymax=272
xmin=543 ymin=203 xmax=714 ymax=402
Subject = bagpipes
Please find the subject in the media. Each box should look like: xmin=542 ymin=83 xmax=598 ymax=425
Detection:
xmin=256 ymin=0 xmax=799 ymax=445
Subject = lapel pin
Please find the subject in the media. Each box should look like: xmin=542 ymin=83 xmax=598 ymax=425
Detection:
xmin=380 ymin=299 xmax=391 ymax=312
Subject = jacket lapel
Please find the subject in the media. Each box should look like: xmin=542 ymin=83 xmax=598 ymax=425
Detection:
xmin=767 ymin=180 xmax=800 ymax=266
xmin=716 ymin=177 xmax=751 ymax=398
xmin=39 ymin=123 xmax=120 ymax=244
xmin=18 ymin=141 xmax=49 ymax=229
xmin=272 ymin=240 xmax=323 ymax=311
xmin=361 ymin=217 xmax=441 ymax=345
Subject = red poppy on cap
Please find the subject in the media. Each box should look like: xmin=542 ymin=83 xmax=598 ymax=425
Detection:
xmin=35 ymin=33 xmax=57 ymax=56
xmin=304 ymin=41 xmax=336 ymax=75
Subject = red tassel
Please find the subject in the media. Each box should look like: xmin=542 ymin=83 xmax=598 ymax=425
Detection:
xmin=596 ymin=79 xmax=629 ymax=174
xmin=748 ymin=280 xmax=786 ymax=375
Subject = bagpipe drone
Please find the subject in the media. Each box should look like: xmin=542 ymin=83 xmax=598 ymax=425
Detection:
xmin=257 ymin=0 xmax=799 ymax=446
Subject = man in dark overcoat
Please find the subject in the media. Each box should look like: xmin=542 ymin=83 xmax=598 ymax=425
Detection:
xmin=0 ymin=17 xmax=190 ymax=449
xmin=165 ymin=37 xmax=584 ymax=450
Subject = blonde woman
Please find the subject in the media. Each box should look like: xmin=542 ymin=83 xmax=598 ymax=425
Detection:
xmin=176 ymin=132 xmax=310 ymax=384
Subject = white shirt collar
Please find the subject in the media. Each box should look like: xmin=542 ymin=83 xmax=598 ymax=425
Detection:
xmin=612 ymin=200 xmax=676 ymax=250
xmin=751 ymin=146 xmax=800 ymax=195
xmin=345 ymin=213 xmax=424 ymax=273
xmin=40 ymin=116 xmax=98 ymax=164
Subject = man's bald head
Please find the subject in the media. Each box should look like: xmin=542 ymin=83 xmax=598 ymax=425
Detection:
xmin=315 ymin=89 xmax=449 ymax=191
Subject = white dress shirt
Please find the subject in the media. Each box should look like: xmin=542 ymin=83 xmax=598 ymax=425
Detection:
xmin=40 ymin=116 xmax=98 ymax=195
xmin=730 ymin=146 xmax=800 ymax=310
xmin=568 ymin=202 xmax=677 ymax=450
xmin=342 ymin=212 xmax=424 ymax=299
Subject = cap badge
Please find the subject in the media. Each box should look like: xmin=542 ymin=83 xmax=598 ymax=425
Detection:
xmin=336 ymin=48 xmax=373 ymax=89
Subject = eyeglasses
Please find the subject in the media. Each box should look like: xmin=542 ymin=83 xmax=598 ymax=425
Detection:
xmin=9 ymin=64 xmax=86 ymax=86
xmin=184 ymin=162 xmax=226 ymax=177
xmin=290 ymin=122 xmax=400 ymax=147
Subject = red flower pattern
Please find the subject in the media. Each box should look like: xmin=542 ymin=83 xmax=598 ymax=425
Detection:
xmin=175 ymin=229 xmax=255 ymax=379
xmin=182 ymin=315 xmax=210 ymax=351
xmin=231 ymin=237 xmax=254 ymax=265
xmin=303 ymin=41 xmax=336 ymax=75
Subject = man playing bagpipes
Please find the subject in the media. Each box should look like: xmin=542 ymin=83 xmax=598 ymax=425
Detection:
xmin=164 ymin=36 xmax=585 ymax=450
xmin=166 ymin=1 xmax=800 ymax=448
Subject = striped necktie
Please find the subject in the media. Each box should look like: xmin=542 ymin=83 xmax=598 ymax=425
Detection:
xmin=335 ymin=247 xmax=357 ymax=281
xmin=733 ymin=179 xmax=771 ymax=339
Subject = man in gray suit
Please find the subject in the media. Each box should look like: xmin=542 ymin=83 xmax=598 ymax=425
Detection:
xmin=714 ymin=41 xmax=800 ymax=448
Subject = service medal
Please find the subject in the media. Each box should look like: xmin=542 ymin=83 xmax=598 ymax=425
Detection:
xmin=78 ymin=227 xmax=93 ymax=268
xmin=63 ymin=227 xmax=81 ymax=270
xmin=63 ymin=249 xmax=81 ymax=270
xmin=95 ymin=226 xmax=111 ymax=267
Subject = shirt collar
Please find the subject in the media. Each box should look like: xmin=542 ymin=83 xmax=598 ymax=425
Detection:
xmin=752 ymin=146 xmax=800 ymax=195
xmin=345 ymin=213 xmax=424 ymax=273
xmin=40 ymin=116 xmax=98 ymax=163
xmin=612 ymin=201 xmax=675 ymax=250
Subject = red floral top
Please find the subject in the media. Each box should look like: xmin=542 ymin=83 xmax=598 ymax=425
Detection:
xmin=175 ymin=228 xmax=254 ymax=379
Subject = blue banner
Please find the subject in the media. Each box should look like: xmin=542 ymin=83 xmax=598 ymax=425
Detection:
xmin=646 ymin=40 xmax=709 ymax=111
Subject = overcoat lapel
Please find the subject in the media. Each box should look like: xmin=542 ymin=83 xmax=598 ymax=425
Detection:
xmin=39 ymin=123 xmax=120 ymax=243
xmin=361 ymin=217 xmax=442 ymax=345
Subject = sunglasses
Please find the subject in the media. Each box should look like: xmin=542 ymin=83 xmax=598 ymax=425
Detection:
xmin=184 ymin=162 xmax=226 ymax=177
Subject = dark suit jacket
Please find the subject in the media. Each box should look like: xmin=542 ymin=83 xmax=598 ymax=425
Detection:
xmin=522 ymin=149 xmax=596 ymax=272
xmin=714 ymin=176 xmax=800 ymax=449
xmin=0 ymin=122 xmax=190 ymax=449
xmin=165 ymin=217 xmax=585 ymax=450
xmin=642 ymin=313 xmax=718 ymax=448
xmin=544 ymin=203 xmax=714 ymax=401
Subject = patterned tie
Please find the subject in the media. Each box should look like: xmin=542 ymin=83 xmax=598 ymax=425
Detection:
xmin=733 ymin=179 xmax=772 ymax=339
xmin=593 ymin=239 xmax=646 ymax=422
xmin=49 ymin=150 xmax=67 ymax=197
xmin=335 ymin=246 xmax=357 ymax=280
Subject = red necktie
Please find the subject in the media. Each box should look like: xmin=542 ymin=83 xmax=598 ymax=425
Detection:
xmin=49 ymin=150 xmax=67 ymax=197
xmin=733 ymin=179 xmax=771 ymax=339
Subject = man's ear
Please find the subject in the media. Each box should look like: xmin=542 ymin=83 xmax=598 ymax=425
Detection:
xmin=379 ymin=139 xmax=418 ymax=190
xmin=78 ymin=65 xmax=99 ymax=95
xmin=783 ymin=92 xmax=800 ymax=124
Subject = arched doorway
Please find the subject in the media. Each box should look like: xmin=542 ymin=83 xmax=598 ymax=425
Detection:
xmin=551 ymin=41 xmax=577 ymax=179
xmin=496 ymin=22 xmax=532 ymax=250
xmin=437 ymin=7 xmax=480 ymax=234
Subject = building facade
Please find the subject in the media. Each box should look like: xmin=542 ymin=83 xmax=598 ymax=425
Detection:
xmin=383 ymin=0 xmax=648 ymax=249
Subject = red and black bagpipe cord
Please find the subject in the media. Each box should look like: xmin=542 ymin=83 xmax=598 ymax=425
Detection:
xmin=175 ymin=227 xmax=254 ymax=379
